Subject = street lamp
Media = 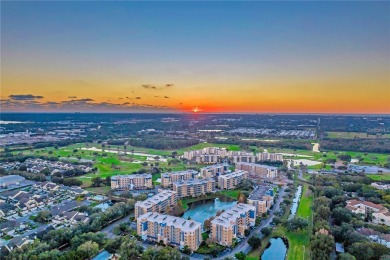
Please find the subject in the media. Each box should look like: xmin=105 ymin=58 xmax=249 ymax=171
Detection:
xmin=303 ymin=245 xmax=305 ymax=260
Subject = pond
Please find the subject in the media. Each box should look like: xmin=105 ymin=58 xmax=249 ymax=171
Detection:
xmin=289 ymin=185 xmax=302 ymax=219
xmin=182 ymin=197 xmax=236 ymax=224
xmin=261 ymin=238 xmax=288 ymax=260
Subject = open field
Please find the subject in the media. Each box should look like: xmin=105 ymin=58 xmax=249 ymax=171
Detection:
xmin=367 ymin=173 xmax=390 ymax=181
xmin=327 ymin=131 xmax=390 ymax=139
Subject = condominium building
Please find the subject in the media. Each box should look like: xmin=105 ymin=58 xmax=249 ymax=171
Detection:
xmin=235 ymin=163 xmax=278 ymax=179
xmin=199 ymin=163 xmax=229 ymax=179
xmin=183 ymin=147 xmax=228 ymax=163
xmin=247 ymin=185 xmax=275 ymax=216
xmin=228 ymin=151 xmax=256 ymax=164
xmin=173 ymin=178 xmax=215 ymax=198
xmin=110 ymin=174 xmax=152 ymax=190
xmin=161 ymin=170 xmax=197 ymax=188
xmin=210 ymin=203 xmax=256 ymax=246
xmin=256 ymin=152 xmax=283 ymax=162
xmin=137 ymin=212 xmax=202 ymax=251
xmin=135 ymin=190 xmax=178 ymax=218
xmin=217 ymin=170 xmax=248 ymax=190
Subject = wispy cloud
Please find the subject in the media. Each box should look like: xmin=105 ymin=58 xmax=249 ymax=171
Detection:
xmin=9 ymin=94 xmax=44 ymax=100
xmin=141 ymin=83 xmax=175 ymax=90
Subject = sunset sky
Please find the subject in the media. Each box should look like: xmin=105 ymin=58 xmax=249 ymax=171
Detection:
xmin=1 ymin=1 xmax=389 ymax=113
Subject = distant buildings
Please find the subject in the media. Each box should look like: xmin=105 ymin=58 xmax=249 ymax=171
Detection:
xmin=199 ymin=163 xmax=229 ymax=179
xmin=210 ymin=203 xmax=256 ymax=246
xmin=247 ymin=185 xmax=274 ymax=216
xmin=135 ymin=190 xmax=178 ymax=218
xmin=110 ymin=174 xmax=152 ymax=190
xmin=217 ymin=170 xmax=248 ymax=190
xmin=235 ymin=162 xmax=278 ymax=179
xmin=137 ymin=212 xmax=202 ymax=251
xmin=229 ymin=151 xmax=256 ymax=164
xmin=256 ymin=152 xmax=283 ymax=162
xmin=161 ymin=170 xmax=197 ymax=188
xmin=183 ymin=147 xmax=227 ymax=164
xmin=173 ymin=178 xmax=215 ymax=198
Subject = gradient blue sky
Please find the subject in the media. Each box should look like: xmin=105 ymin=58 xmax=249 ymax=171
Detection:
xmin=1 ymin=1 xmax=389 ymax=113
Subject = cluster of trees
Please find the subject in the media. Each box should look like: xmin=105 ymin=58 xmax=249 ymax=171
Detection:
xmin=129 ymin=136 xmax=199 ymax=150
xmin=91 ymin=176 xmax=111 ymax=187
xmin=310 ymin=174 xmax=390 ymax=260
xmin=321 ymin=139 xmax=390 ymax=154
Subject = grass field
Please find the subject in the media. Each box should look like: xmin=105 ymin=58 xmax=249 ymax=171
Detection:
xmin=218 ymin=190 xmax=240 ymax=200
xmin=327 ymin=131 xmax=390 ymax=139
xmin=367 ymin=173 xmax=390 ymax=181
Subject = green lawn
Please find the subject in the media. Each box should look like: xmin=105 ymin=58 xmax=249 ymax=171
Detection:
xmin=218 ymin=190 xmax=240 ymax=200
xmin=297 ymin=184 xmax=313 ymax=219
xmin=85 ymin=186 xmax=111 ymax=194
xmin=195 ymin=243 xmax=225 ymax=254
xmin=368 ymin=173 xmax=390 ymax=181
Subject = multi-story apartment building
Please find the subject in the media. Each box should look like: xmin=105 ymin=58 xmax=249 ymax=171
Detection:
xmin=235 ymin=163 xmax=278 ymax=179
xmin=161 ymin=170 xmax=197 ymax=188
xmin=137 ymin=212 xmax=202 ymax=251
xmin=247 ymin=185 xmax=274 ymax=216
xmin=199 ymin=163 xmax=229 ymax=179
xmin=183 ymin=147 xmax=228 ymax=163
xmin=173 ymin=178 xmax=215 ymax=198
xmin=256 ymin=152 xmax=283 ymax=162
xmin=135 ymin=190 xmax=178 ymax=218
xmin=217 ymin=170 xmax=248 ymax=190
xmin=210 ymin=203 xmax=256 ymax=246
xmin=228 ymin=151 xmax=256 ymax=164
xmin=110 ymin=174 xmax=152 ymax=190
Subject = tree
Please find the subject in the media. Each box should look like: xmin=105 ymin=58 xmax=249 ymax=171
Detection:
xmin=348 ymin=242 xmax=374 ymax=260
xmin=248 ymin=236 xmax=261 ymax=249
xmin=182 ymin=245 xmax=192 ymax=254
xmin=142 ymin=162 xmax=148 ymax=167
xmin=332 ymin=207 xmax=352 ymax=225
xmin=261 ymin=227 xmax=272 ymax=236
xmin=77 ymin=241 xmax=99 ymax=259
xmin=337 ymin=253 xmax=356 ymax=260
xmin=91 ymin=177 xmax=103 ymax=187
xmin=235 ymin=251 xmax=246 ymax=260
xmin=105 ymin=176 xmax=111 ymax=186
xmin=286 ymin=217 xmax=308 ymax=232
xmin=35 ymin=210 xmax=52 ymax=223
xmin=172 ymin=151 xmax=178 ymax=158
xmin=311 ymin=234 xmax=335 ymax=260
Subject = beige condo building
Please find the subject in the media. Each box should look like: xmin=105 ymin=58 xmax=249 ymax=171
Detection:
xmin=217 ymin=170 xmax=248 ymax=190
xmin=235 ymin=162 xmax=278 ymax=179
xmin=137 ymin=212 xmax=202 ymax=251
xmin=199 ymin=163 xmax=229 ymax=179
xmin=211 ymin=203 xmax=256 ymax=246
xmin=110 ymin=174 xmax=152 ymax=190
xmin=161 ymin=170 xmax=197 ymax=188
xmin=256 ymin=152 xmax=283 ymax=162
xmin=173 ymin=178 xmax=215 ymax=198
xmin=135 ymin=190 xmax=178 ymax=218
xmin=247 ymin=185 xmax=275 ymax=216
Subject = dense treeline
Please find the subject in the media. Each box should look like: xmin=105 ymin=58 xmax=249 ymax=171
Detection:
xmin=129 ymin=136 xmax=199 ymax=150
xmin=321 ymin=139 xmax=390 ymax=154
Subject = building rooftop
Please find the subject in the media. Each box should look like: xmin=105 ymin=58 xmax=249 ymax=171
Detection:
xmin=0 ymin=175 xmax=25 ymax=185
xmin=236 ymin=162 xmax=278 ymax=170
xmin=136 ymin=190 xmax=175 ymax=208
xmin=161 ymin=170 xmax=197 ymax=178
xmin=201 ymin=163 xmax=229 ymax=170
xmin=173 ymin=178 xmax=215 ymax=186
xmin=139 ymin=212 xmax=202 ymax=231
xmin=211 ymin=203 xmax=255 ymax=227
xmin=218 ymin=170 xmax=246 ymax=180
xmin=248 ymin=185 xmax=274 ymax=200
xmin=111 ymin=173 xmax=152 ymax=180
